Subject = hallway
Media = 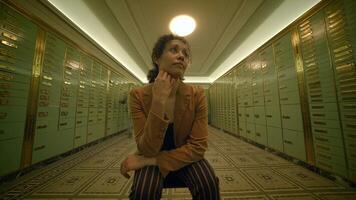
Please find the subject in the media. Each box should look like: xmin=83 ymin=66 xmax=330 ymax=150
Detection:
xmin=1 ymin=127 xmax=355 ymax=200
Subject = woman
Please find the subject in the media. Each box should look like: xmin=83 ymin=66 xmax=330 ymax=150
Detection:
xmin=120 ymin=34 xmax=220 ymax=200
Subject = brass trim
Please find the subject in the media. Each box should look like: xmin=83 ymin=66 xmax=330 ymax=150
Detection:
xmin=21 ymin=29 xmax=46 ymax=168
xmin=292 ymin=28 xmax=315 ymax=165
xmin=105 ymin=69 xmax=111 ymax=137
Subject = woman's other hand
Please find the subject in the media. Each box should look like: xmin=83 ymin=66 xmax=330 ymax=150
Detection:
xmin=120 ymin=154 xmax=157 ymax=179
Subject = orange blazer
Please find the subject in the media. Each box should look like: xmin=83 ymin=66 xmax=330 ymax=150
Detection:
xmin=129 ymin=82 xmax=208 ymax=177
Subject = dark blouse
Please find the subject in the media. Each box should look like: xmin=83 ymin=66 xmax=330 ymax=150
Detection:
xmin=161 ymin=123 xmax=175 ymax=151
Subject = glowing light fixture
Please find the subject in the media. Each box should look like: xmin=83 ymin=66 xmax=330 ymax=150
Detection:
xmin=169 ymin=15 xmax=196 ymax=36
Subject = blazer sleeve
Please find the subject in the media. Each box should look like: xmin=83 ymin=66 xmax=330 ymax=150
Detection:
xmin=155 ymin=87 xmax=208 ymax=177
xmin=129 ymin=88 xmax=170 ymax=156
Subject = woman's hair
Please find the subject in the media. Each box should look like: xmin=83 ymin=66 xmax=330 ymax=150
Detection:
xmin=147 ymin=34 xmax=191 ymax=83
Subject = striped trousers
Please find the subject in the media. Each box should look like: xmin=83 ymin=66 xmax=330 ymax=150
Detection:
xmin=129 ymin=158 xmax=220 ymax=200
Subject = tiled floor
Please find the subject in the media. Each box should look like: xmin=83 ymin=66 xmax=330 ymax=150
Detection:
xmin=1 ymin=126 xmax=355 ymax=199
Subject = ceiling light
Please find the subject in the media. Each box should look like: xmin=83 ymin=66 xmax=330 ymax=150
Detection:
xmin=169 ymin=15 xmax=196 ymax=36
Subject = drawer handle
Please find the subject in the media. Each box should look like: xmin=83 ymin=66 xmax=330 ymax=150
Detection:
xmin=314 ymin=129 xmax=327 ymax=133
xmin=344 ymin=114 xmax=356 ymax=119
xmin=0 ymin=99 xmax=9 ymax=105
xmin=267 ymin=100 xmax=272 ymax=103
xmin=89 ymin=120 xmax=93 ymax=122
xmin=284 ymin=140 xmax=293 ymax=144
xmin=315 ymin=137 xmax=328 ymax=142
xmin=264 ymin=89 xmax=270 ymax=93
xmin=255 ymin=114 xmax=260 ymax=118
xmin=279 ymin=85 xmax=287 ymax=90
xmin=247 ymin=130 xmax=251 ymax=133
xmin=312 ymin=105 xmax=324 ymax=109
xmin=281 ymin=97 xmax=288 ymax=101
xmin=316 ymin=144 xmax=330 ymax=151
xmin=266 ymin=115 xmax=272 ymax=118
xmin=37 ymin=125 xmax=47 ymax=129
xmin=88 ymin=133 xmax=92 ymax=135
xmin=282 ymin=115 xmax=290 ymax=119
xmin=347 ymin=124 xmax=356 ymax=129
xmin=254 ymin=100 xmax=259 ymax=103
xmin=312 ymin=114 xmax=325 ymax=117
xmin=75 ymin=136 xmax=81 ymax=139
xmin=60 ymin=122 xmax=67 ymax=126
xmin=0 ymin=112 xmax=7 ymax=119
xmin=77 ymin=111 xmax=83 ymax=114
xmin=34 ymin=145 xmax=45 ymax=151
xmin=245 ymin=114 xmax=249 ymax=117
xmin=318 ymin=153 xmax=331 ymax=160
xmin=318 ymin=161 xmax=332 ymax=169
xmin=256 ymin=132 xmax=261 ymax=136
xmin=314 ymin=121 xmax=326 ymax=125
xmin=77 ymin=121 xmax=82 ymax=124
xmin=61 ymin=111 xmax=68 ymax=116
xmin=348 ymin=134 xmax=356 ymax=138
xmin=38 ymin=112 xmax=48 ymax=117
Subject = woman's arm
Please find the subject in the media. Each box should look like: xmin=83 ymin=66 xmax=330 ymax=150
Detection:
xmin=130 ymin=71 xmax=177 ymax=156
xmin=129 ymin=88 xmax=169 ymax=156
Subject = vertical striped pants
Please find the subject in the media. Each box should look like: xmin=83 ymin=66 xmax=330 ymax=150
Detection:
xmin=129 ymin=158 xmax=220 ymax=200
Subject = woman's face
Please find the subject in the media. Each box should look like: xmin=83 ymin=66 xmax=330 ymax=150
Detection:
xmin=155 ymin=39 xmax=190 ymax=79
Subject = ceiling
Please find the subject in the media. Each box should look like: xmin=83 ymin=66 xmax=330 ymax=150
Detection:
xmin=46 ymin=0 xmax=321 ymax=84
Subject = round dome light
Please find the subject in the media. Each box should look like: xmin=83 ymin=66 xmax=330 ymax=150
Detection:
xmin=169 ymin=15 xmax=196 ymax=37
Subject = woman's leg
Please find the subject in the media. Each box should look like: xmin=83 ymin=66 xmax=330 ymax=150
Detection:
xmin=129 ymin=165 xmax=164 ymax=200
xmin=176 ymin=159 xmax=220 ymax=200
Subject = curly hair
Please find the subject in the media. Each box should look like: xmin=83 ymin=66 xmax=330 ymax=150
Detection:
xmin=147 ymin=34 xmax=191 ymax=83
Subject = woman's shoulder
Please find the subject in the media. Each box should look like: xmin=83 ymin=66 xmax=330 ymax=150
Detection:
xmin=130 ymin=84 xmax=152 ymax=94
xmin=181 ymin=83 xmax=205 ymax=97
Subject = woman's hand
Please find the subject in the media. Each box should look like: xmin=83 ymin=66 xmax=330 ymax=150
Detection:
xmin=120 ymin=154 xmax=157 ymax=179
xmin=152 ymin=71 xmax=176 ymax=105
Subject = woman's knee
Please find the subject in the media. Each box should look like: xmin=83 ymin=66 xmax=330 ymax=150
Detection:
xmin=196 ymin=175 xmax=220 ymax=199
xmin=129 ymin=166 xmax=164 ymax=200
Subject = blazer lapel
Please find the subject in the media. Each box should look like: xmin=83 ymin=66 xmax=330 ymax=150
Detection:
xmin=174 ymin=83 xmax=192 ymax=138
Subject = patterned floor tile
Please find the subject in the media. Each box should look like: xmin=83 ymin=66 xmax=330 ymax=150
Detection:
xmin=222 ymin=195 xmax=269 ymax=200
xmin=216 ymin=169 xmax=259 ymax=193
xmin=74 ymin=156 xmax=116 ymax=169
xmin=241 ymin=168 xmax=302 ymax=192
xmin=78 ymin=170 xmax=130 ymax=195
xmin=269 ymin=193 xmax=320 ymax=200
xmin=171 ymin=187 xmax=191 ymax=195
xmin=227 ymin=154 xmax=262 ymax=168
xmin=206 ymin=155 xmax=234 ymax=169
xmin=249 ymin=153 xmax=292 ymax=166
xmin=273 ymin=166 xmax=343 ymax=190
xmin=316 ymin=192 xmax=356 ymax=200
xmin=216 ymin=145 xmax=243 ymax=153
xmin=34 ymin=170 xmax=99 ymax=194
